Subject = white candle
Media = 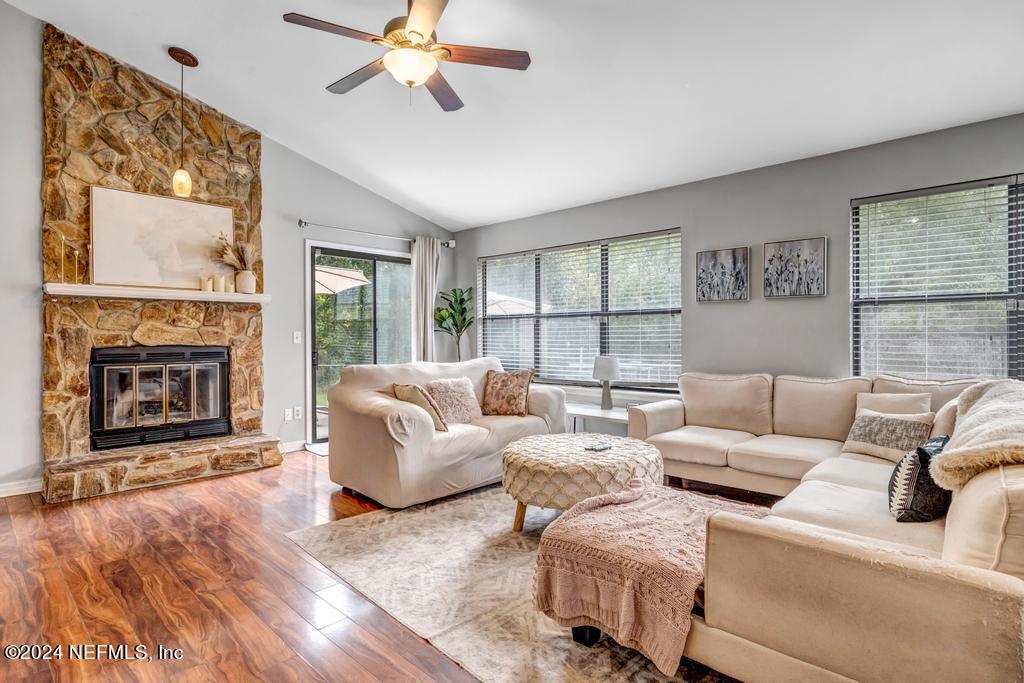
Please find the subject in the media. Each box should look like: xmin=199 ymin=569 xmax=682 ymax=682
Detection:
xmin=214 ymin=275 xmax=226 ymax=292
xmin=198 ymin=276 xmax=207 ymax=290
xmin=202 ymin=277 xmax=214 ymax=292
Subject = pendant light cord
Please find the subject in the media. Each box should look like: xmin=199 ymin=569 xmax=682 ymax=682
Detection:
xmin=179 ymin=62 xmax=184 ymax=168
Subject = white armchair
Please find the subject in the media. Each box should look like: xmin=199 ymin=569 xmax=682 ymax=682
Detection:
xmin=328 ymin=357 xmax=566 ymax=508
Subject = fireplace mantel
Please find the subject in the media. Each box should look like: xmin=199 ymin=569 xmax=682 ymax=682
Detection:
xmin=43 ymin=283 xmax=272 ymax=304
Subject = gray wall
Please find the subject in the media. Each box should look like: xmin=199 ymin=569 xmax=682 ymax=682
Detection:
xmin=0 ymin=1 xmax=451 ymax=486
xmin=456 ymin=114 xmax=1024 ymax=378
xmin=261 ymin=138 xmax=452 ymax=445
xmin=0 ymin=2 xmax=44 ymax=491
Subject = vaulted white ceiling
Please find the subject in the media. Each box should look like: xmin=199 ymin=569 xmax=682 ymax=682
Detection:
xmin=9 ymin=0 xmax=1024 ymax=230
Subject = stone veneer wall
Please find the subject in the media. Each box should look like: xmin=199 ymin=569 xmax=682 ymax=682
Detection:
xmin=41 ymin=24 xmax=263 ymax=289
xmin=39 ymin=26 xmax=278 ymax=502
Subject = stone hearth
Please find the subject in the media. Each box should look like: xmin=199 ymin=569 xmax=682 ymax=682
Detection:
xmin=43 ymin=434 xmax=282 ymax=503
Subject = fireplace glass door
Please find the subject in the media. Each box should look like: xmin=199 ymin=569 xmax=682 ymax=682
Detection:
xmin=90 ymin=346 xmax=230 ymax=450
xmin=195 ymin=363 xmax=220 ymax=420
xmin=137 ymin=365 xmax=166 ymax=426
xmin=167 ymin=365 xmax=194 ymax=423
xmin=104 ymin=366 xmax=136 ymax=430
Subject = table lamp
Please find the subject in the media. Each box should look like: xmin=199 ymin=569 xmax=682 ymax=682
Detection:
xmin=592 ymin=356 xmax=620 ymax=410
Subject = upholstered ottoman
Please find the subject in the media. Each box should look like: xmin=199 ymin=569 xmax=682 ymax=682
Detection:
xmin=500 ymin=433 xmax=663 ymax=531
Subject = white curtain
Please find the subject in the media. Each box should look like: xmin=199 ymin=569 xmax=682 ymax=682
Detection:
xmin=411 ymin=236 xmax=440 ymax=362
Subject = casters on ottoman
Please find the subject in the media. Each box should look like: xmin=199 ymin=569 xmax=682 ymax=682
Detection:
xmin=572 ymin=625 xmax=602 ymax=647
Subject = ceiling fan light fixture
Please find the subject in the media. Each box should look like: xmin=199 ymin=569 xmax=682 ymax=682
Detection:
xmin=382 ymin=47 xmax=437 ymax=87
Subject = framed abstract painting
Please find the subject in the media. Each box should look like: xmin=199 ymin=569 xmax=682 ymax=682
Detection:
xmin=763 ymin=237 xmax=827 ymax=298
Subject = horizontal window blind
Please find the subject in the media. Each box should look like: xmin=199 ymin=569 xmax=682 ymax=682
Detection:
xmin=851 ymin=176 xmax=1022 ymax=380
xmin=478 ymin=230 xmax=682 ymax=387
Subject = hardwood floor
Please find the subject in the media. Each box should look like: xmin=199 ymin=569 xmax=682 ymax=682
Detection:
xmin=0 ymin=451 xmax=477 ymax=682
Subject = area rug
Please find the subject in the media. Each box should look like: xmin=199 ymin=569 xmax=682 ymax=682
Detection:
xmin=287 ymin=486 xmax=730 ymax=682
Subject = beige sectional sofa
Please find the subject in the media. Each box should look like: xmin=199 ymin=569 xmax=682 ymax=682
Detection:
xmin=628 ymin=372 xmax=1024 ymax=680
xmin=628 ymin=372 xmax=975 ymax=495
xmin=328 ymin=357 xmax=566 ymax=508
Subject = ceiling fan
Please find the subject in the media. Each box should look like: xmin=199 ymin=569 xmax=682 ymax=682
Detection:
xmin=283 ymin=1 xmax=531 ymax=112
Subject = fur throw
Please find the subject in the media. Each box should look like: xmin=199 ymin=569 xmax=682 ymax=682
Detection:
xmin=930 ymin=379 xmax=1024 ymax=490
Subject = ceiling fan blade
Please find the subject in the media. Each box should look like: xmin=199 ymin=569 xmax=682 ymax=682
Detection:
xmin=424 ymin=70 xmax=463 ymax=112
xmin=326 ymin=59 xmax=386 ymax=94
xmin=283 ymin=12 xmax=382 ymax=43
xmin=406 ymin=0 xmax=448 ymax=43
xmin=439 ymin=44 xmax=531 ymax=70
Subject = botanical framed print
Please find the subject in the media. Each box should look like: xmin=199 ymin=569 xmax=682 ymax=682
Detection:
xmin=763 ymin=237 xmax=827 ymax=298
xmin=696 ymin=246 xmax=749 ymax=302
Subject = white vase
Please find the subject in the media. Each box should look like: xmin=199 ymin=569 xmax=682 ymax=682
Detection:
xmin=235 ymin=270 xmax=256 ymax=294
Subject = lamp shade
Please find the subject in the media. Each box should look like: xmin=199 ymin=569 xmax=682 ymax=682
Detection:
xmin=592 ymin=356 xmax=621 ymax=381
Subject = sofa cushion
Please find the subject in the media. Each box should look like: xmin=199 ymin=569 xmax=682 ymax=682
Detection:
xmin=770 ymin=480 xmax=946 ymax=552
xmin=856 ymin=392 xmax=931 ymax=415
xmin=802 ymin=457 xmax=893 ymax=492
xmin=472 ymin=414 xmax=549 ymax=453
xmin=838 ymin=451 xmax=897 ymax=466
xmin=872 ymin=375 xmax=977 ymax=411
xmin=727 ymin=434 xmax=843 ymax=480
xmin=773 ymin=375 xmax=872 ymax=442
xmin=943 ymin=465 xmax=1024 ymax=579
xmin=679 ymin=372 xmax=773 ymax=435
xmin=429 ymin=423 xmax=492 ymax=459
xmin=931 ymin=398 xmax=958 ymax=438
xmin=647 ymin=426 xmax=756 ymax=467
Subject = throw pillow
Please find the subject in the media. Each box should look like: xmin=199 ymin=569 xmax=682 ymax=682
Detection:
xmin=888 ymin=436 xmax=952 ymax=522
xmin=843 ymin=409 xmax=935 ymax=463
xmin=425 ymin=377 xmax=483 ymax=424
xmin=856 ymin=392 xmax=931 ymax=415
xmin=393 ymin=383 xmax=448 ymax=432
xmin=482 ymin=369 xmax=535 ymax=416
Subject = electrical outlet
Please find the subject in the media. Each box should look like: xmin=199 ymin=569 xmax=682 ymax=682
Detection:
xmin=293 ymin=331 xmax=302 ymax=344
xmin=284 ymin=407 xmax=293 ymax=421
xmin=294 ymin=406 xmax=303 ymax=420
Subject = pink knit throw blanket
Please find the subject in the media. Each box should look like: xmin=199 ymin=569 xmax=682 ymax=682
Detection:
xmin=533 ymin=482 xmax=769 ymax=676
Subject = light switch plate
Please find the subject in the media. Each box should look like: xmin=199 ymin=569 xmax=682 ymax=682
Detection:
xmin=293 ymin=331 xmax=302 ymax=344
xmin=284 ymin=408 xmax=293 ymax=421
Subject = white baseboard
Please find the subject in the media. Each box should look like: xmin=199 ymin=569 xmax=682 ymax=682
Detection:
xmin=0 ymin=477 xmax=42 ymax=498
xmin=280 ymin=440 xmax=306 ymax=453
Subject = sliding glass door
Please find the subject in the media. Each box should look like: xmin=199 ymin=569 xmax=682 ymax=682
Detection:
xmin=311 ymin=246 xmax=411 ymax=442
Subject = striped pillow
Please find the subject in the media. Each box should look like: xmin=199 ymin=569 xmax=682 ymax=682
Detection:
xmin=889 ymin=437 xmax=952 ymax=522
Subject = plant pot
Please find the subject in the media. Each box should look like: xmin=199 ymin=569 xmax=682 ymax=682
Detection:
xmin=235 ymin=270 xmax=257 ymax=295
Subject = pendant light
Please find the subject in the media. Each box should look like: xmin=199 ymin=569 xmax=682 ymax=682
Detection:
xmin=168 ymin=47 xmax=198 ymax=198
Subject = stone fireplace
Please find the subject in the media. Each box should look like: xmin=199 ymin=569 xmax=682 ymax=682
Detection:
xmin=39 ymin=27 xmax=281 ymax=503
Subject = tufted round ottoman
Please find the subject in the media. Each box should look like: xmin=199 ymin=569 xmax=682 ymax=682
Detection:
xmin=501 ymin=433 xmax=664 ymax=532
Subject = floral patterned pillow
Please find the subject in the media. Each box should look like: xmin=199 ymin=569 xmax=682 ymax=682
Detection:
xmin=482 ymin=369 xmax=535 ymax=417
xmin=425 ymin=377 xmax=483 ymax=424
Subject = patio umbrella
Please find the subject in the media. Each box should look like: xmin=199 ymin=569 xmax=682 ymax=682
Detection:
xmin=315 ymin=266 xmax=369 ymax=295
xmin=486 ymin=291 xmax=534 ymax=314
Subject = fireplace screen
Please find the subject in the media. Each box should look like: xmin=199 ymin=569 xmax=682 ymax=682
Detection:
xmin=91 ymin=346 xmax=230 ymax=450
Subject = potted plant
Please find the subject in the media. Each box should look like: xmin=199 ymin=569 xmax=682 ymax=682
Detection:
xmin=434 ymin=287 xmax=474 ymax=362
xmin=212 ymin=232 xmax=258 ymax=294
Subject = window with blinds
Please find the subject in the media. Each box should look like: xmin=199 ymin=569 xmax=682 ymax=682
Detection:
xmin=477 ymin=230 xmax=682 ymax=387
xmin=851 ymin=176 xmax=1022 ymax=380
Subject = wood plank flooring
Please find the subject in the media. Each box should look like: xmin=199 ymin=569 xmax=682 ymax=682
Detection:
xmin=0 ymin=451 xmax=477 ymax=682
